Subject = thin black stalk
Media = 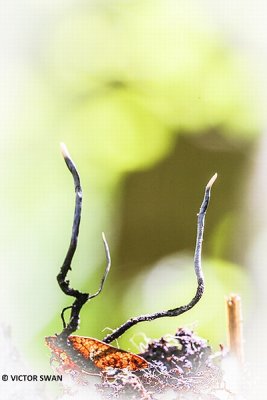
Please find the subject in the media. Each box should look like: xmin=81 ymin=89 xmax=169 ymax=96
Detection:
xmin=103 ymin=174 xmax=217 ymax=344
xmin=57 ymin=143 xmax=83 ymax=299
xmin=56 ymin=143 xmax=111 ymax=340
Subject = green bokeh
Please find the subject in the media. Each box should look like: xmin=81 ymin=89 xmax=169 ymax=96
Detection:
xmin=0 ymin=0 xmax=260 ymax=367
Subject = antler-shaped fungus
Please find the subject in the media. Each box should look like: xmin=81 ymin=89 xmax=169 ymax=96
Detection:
xmin=55 ymin=144 xmax=216 ymax=345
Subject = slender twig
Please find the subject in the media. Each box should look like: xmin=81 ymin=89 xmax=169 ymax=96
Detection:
xmin=103 ymin=173 xmax=217 ymax=344
xmin=56 ymin=143 xmax=111 ymax=340
xmin=226 ymin=294 xmax=244 ymax=365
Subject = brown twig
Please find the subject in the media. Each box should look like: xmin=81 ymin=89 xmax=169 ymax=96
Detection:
xmin=226 ymin=294 xmax=244 ymax=364
xmin=103 ymin=173 xmax=217 ymax=344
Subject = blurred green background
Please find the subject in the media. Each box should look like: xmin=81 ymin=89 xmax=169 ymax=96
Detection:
xmin=0 ymin=0 xmax=265 ymax=371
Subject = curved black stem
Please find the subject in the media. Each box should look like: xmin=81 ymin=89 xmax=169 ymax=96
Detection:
xmin=103 ymin=174 xmax=217 ymax=344
xmin=61 ymin=306 xmax=73 ymax=328
xmin=56 ymin=143 xmax=111 ymax=340
xmin=57 ymin=143 xmax=83 ymax=299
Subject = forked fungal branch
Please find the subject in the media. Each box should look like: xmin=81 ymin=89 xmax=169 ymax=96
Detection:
xmin=102 ymin=173 xmax=217 ymax=344
xmin=56 ymin=144 xmax=216 ymax=343
xmin=57 ymin=143 xmax=111 ymax=340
